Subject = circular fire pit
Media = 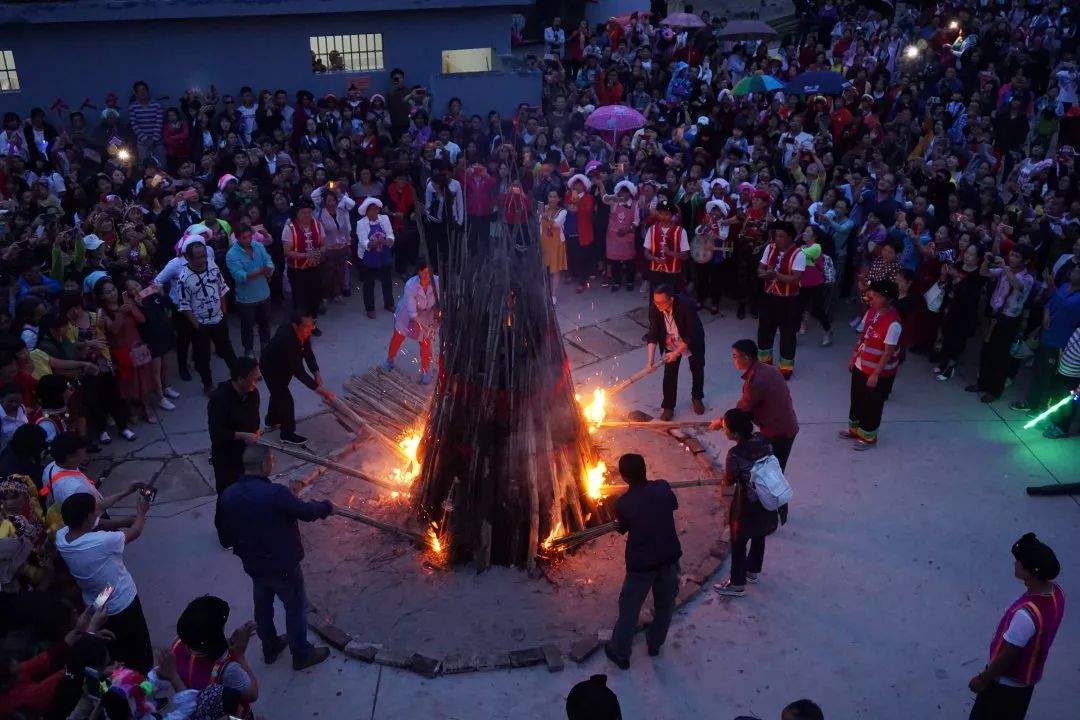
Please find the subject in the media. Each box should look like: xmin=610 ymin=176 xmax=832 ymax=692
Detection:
xmin=297 ymin=424 xmax=730 ymax=676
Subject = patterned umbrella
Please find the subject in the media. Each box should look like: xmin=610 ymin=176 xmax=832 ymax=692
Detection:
xmin=732 ymin=74 xmax=785 ymax=96
xmin=661 ymin=12 xmax=707 ymax=29
xmin=584 ymin=105 xmax=647 ymax=138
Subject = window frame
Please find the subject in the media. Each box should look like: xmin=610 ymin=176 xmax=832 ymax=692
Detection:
xmin=440 ymin=47 xmax=494 ymax=75
xmin=309 ymin=33 xmax=384 ymax=74
xmin=0 ymin=50 xmax=21 ymax=93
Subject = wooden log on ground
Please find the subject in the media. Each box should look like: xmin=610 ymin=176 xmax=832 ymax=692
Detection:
xmin=257 ymin=439 xmax=401 ymax=492
xmin=546 ymin=520 xmax=619 ymax=549
xmin=332 ymin=506 xmax=426 ymax=543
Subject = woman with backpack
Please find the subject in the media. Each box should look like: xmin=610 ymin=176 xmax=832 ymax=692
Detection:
xmin=714 ymin=408 xmax=781 ymax=598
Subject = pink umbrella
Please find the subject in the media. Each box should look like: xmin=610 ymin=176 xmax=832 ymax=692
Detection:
xmin=661 ymin=12 xmax=706 ymax=29
xmin=611 ymin=10 xmax=650 ymax=27
xmin=584 ymin=105 xmax=647 ymax=141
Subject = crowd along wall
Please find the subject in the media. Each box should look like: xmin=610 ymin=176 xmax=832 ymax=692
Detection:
xmin=0 ymin=5 xmax=539 ymax=123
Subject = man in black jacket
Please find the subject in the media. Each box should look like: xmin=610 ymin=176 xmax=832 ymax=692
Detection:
xmin=645 ymin=285 xmax=706 ymax=420
xmin=260 ymin=312 xmax=334 ymax=445
xmin=604 ymin=453 xmax=681 ymax=670
xmin=207 ymin=356 xmax=261 ymax=547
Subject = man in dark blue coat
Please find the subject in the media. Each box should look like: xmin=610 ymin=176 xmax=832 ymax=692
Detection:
xmin=604 ymin=453 xmax=682 ymax=669
xmin=219 ymin=443 xmax=334 ymax=671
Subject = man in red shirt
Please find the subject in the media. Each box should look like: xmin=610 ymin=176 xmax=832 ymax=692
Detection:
xmin=464 ymin=164 xmax=497 ymax=255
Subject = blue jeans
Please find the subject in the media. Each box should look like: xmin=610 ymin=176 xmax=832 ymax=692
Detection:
xmin=251 ymin=564 xmax=313 ymax=659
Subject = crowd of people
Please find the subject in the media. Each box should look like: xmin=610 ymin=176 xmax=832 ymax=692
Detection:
xmin=0 ymin=0 xmax=1076 ymax=717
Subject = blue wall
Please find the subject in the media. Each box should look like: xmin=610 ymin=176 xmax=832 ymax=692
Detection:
xmin=0 ymin=6 xmax=540 ymax=122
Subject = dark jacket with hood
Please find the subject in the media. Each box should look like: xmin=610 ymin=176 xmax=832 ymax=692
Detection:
xmin=724 ymin=433 xmax=780 ymax=539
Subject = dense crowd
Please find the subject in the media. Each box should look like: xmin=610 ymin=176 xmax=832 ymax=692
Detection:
xmin=0 ymin=0 xmax=1076 ymax=717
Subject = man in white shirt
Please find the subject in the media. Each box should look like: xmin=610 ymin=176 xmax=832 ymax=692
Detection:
xmin=178 ymin=242 xmax=237 ymax=394
xmin=778 ymin=116 xmax=814 ymax=166
xmin=543 ymin=17 xmax=566 ymax=58
xmin=56 ymin=490 xmax=153 ymax=672
xmin=423 ymin=160 xmax=464 ymax=274
xmin=42 ymin=433 xmax=142 ymax=527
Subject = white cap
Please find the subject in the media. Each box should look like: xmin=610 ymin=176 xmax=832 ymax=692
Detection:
xmin=82 ymin=234 xmax=104 ymax=251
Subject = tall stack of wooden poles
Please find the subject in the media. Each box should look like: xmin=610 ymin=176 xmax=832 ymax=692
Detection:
xmin=412 ymin=168 xmax=608 ymax=572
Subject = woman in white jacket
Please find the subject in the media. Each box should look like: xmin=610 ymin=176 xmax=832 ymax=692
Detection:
xmin=383 ymin=262 xmax=440 ymax=384
xmin=355 ymin=197 xmax=395 ymax=319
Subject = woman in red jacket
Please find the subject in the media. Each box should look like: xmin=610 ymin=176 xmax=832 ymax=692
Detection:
xmin=565 ymin=174 xmax=595 ymax=292
xmin=596 ymin=70 xmax=624 ymax=106
xmin=162 ymin=107 xmax=191 ymax=172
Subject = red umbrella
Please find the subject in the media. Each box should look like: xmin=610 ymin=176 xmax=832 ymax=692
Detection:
xmin=661 ymin=12 xmax=707 ymax=29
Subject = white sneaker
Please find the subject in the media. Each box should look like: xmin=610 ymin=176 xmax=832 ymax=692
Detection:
xmin=99 ymin=431 xmax=112 ymax=445
xmin=163 ymin=386 xmax=181 ymax=399
xmin=121 ymin=428 xmax=136 ymax=441
xmin=159 ymin=397 xmax=177 ymax=411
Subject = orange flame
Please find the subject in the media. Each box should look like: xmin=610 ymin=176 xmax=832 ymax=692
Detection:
xmin=390 ymin=429 xmax=423 ymax=487
xmin=584 ymin=461 xmax=607 ymax=500
xmin=578 ymin=388 xmax=607 ymax=433
xmin=541 ymin=521 xmax=564 ymax=551
xmin=428 ymin=522 xmax=445 ymax=556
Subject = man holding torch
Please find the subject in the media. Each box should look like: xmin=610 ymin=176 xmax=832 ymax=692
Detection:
xmin=644 ymin=285 xmax=706 ymax=421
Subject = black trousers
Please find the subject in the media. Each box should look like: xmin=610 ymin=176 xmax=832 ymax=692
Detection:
xmin=766 ymin=433 xmax=795 ymax=523
xmin=695 ymin=261 xmax=723 ymax=307
xmin=729 ymin=532 xmax=765 ymax=586
xmin=265 ymin=377 xmax=297 ymax=436
xmin=968 ymin=681 xmax=1034 ymax=720
xmin=757 ymin=294 xmax=802 ymax=369
xmin=212 ymin=456 xmax=241 ymax=546
xmin=83 ymin=371 xmax=131 ymax=434
xmin=361 ymin=264 xmax=394 ymax=311
xmin=425 ymin=221 xmax=450 ymax=274
xmin=104 ymin=595 xmax=154 ymax=673
xmin=172 ymin=306 xmax=193 ymax=368
xmin=800 ymin=284 xmax=833 ymax=331
xmin=236 ymin=299 xmax=272 ymax=356
xmin=394 ymin=226 xmax=420 ymax=276
xmin=662 ymin=351 xmax=704 ymax=410
xmin=608 ymin=561 xmax=680 ymax=661
xmin=977 ymin=315 xmax=1021 ymax=398
xmin=609 ymin=259 xmax=635 ymax=287
xmin=192 ymin=320 xmax=237 ymax=389
xmin=289 ymin=266 xmax=323 ymax=317
xmin=849 ymin=368 xmax=895 ymax=441
xmin=566 ymin=235 xmax=589 ymax=283
xmin=467 ymin=214 xmax=492 ymax=256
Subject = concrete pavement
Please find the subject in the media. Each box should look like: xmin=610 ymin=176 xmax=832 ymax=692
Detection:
xmin=104 ymin=285 xmax=1078 ymax=720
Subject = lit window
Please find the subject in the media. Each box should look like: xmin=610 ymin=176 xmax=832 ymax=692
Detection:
xmin=310 ymin=34 xmax=384 ymax=73
xmin=442 ymin=48 xmax=493 ymax=74
xmin=0 ymin=51 xmax=20 ymax=92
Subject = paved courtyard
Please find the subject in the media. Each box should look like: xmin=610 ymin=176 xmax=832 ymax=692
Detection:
xmin=98 ymin=283 xmax=1079 ymax=720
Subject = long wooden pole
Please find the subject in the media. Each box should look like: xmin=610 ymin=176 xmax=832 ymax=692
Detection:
xmin=599 ymin=477 xmax=724 ymax=494
xmin=257 ymin=439 xmax=401 ymax=492
xmin=597 ymin=419 xmax=712 ymax=429
xmin=604 ymin=364 xmax=659 ymax=397
xmin=332 ymin=506 xmax=426 ymax=543
xmin=547 ymin=520 xmax=619 ymax=548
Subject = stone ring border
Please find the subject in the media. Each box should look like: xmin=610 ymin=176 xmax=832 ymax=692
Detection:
xmin=297 ymin=426 xmax=733 ymax=678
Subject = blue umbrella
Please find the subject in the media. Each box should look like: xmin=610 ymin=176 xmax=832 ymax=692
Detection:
xmin=784 ymin=71 xmax=849 ymax=97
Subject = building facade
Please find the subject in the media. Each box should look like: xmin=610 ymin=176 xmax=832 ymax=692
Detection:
xmin=0 ymin=0 xmax=539 ymax=123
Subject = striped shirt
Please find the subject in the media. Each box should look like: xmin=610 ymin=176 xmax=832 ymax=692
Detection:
xmin=1059 ymin=327 xmax=1080 ymax=379
xmin=128 ymin=101 xmax=164 ymax=143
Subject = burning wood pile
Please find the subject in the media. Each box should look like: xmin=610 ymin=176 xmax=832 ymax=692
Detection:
xmin=410 ymin=229 xmax=611 ymax=572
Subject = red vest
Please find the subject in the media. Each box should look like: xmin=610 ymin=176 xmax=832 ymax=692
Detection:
xmin=40 ymin=467 xmax=92 ymax=499
xmin=286 ymin=219 xmax=323 ymax=269
xmin=762 ymin=243 xmax=800 ymax=297
xmin=171 ymin=640 xmax=253 ymax=717
xmin=648 ymin=223 xmax=684 ymax=273
xmin=989 ymin=585 xmax=1066 ymax=686
xmin=854 ymin=307 xmax=901 ymax=376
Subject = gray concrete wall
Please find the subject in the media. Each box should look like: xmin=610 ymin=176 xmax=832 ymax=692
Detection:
xmin=0 ymin=6 xmax=539 ymax=121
